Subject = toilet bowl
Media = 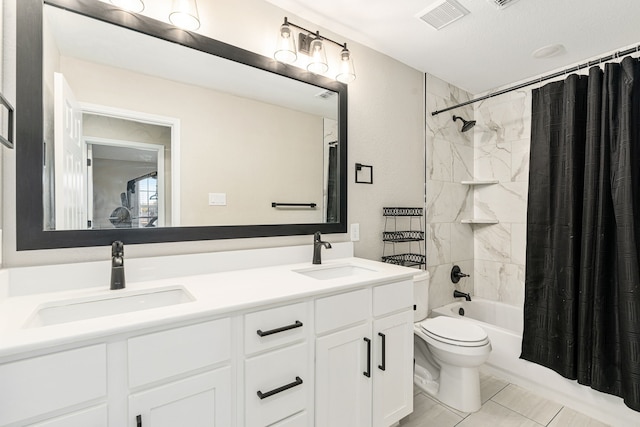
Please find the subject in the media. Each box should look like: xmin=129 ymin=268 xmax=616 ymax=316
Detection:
xmin=413 ymin=272 xmax=491 ymax=413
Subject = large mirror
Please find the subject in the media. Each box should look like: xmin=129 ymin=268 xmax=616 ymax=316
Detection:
xmin=16 ymin=0 xmax=347 ymax=249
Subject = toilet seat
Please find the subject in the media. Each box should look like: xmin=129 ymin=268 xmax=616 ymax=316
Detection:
xmin=419 ymin=317 xmax=489 ymax=347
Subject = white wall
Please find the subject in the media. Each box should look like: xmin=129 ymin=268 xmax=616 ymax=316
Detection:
xmin=1 ymin=0 xmax=424 ymax=267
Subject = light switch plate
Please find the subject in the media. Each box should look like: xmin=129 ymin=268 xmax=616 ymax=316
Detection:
xmin=209 ymin=193 xmax=227 ymax=206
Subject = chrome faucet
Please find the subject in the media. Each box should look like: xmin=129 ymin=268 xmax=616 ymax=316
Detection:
xmin=453 ymin=290 xmax=472 ymax=301
xmin=312 ymin=232 xmax=332 ymax=264
xmin=110 ymin=240 xmax=125 ymax=290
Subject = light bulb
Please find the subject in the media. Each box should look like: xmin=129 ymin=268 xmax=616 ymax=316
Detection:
xmin=169 ymin=0 xmax=201 ymax=31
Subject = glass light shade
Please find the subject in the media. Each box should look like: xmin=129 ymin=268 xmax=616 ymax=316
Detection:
xmin=336 ymin=46 xmax=356 ymax=83
xmin=274 ymin=23 xmax=297 ymax=63
xmin=109 ymin=0 xmax=144 ymax=13
xmin=307 ymin=37 xmax=329 ymax=74
xmin=169 ymin=0 xmax=201 ymax=31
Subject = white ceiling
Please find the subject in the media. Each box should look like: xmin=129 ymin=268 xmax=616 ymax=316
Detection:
xmin=265 ymin=0 xmax=640 ymax=94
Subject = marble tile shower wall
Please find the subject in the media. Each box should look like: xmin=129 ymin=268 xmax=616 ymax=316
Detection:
xmin=425 ymin=74 xmax=475 ymax=310
xmin=472 ymin=89 xmax=532 ymax=306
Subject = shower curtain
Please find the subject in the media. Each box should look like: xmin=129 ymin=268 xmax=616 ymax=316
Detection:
xmin=521 ymin=56 xmax=640 ymax=412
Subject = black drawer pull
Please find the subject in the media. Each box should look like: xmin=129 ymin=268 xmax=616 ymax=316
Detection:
xmin=136 ymin=415 xmax=142 ymax=427
xmin=257 ymin=376 xmax=303 ymax=399
xmin=364 ymin=337 xmax=371 ymax=378
xmin=378 ymin=332 xmax=386 ymax=371
xmin=256 ymin=320 xmax=303 ymax=337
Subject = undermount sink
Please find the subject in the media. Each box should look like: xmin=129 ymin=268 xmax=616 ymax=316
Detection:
xmin=294 ymin=264 xmax=376 ymax=280
xmin=26 ymin=287 xmax=194 ymax=328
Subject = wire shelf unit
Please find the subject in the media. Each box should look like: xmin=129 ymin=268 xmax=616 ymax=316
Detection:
xmin=382 ymin=207 xmax=425 ymax=269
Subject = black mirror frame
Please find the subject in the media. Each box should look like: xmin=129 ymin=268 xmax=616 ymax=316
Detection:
xmin=16 ymin=0 xmax=347 ymax=250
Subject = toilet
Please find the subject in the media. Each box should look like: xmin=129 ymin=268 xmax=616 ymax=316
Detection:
xmin=413 ymin=272 xmax=491 ymax=413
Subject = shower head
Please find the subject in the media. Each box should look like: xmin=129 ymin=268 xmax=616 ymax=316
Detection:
xmin=452 ymin=115 xmax=476 ymax=132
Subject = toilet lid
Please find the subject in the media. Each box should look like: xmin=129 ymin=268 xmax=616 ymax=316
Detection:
xmin=420 ymin=316 xmax=488 ymax=346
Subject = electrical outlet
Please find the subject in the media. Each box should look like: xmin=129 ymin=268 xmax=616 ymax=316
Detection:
xmin=350 ymin=223 xmax=360 ymax=242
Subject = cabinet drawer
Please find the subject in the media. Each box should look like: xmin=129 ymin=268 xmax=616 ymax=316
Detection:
xmin=271 ymin=411 xmax=308 ymax=427
xmin=245 ymin=343 xmax=309 ymax=427
xmin=373 ymin=280 xmax=413 ymax=317
xmin=245 ymin=302 xmax=309 ymax=356
xmin=128 ymin=318 xmax=230 ymax=388
xmin=0 ymin=344 xmax=107 ymax=426
xmin=315 ymin=288 xmax=369 ymax=334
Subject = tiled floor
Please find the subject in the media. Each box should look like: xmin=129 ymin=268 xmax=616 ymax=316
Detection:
xmin=400 ymin=372 xmax=610 ymax=427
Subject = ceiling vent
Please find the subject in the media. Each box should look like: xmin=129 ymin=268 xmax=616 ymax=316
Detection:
xmin=487 ymin=0 xmax=521 ymax=10
xmin=315 ymin=90 xmax=336 ymax=100
xmin=418 ymin=0 xmax=470 ymax=31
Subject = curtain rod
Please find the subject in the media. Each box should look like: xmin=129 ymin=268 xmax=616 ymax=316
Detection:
xmin=431 ymin=44 xmax=640 ymax=116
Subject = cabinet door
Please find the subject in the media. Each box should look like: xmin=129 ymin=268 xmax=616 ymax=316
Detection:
xmin=129 ymin=367 xmax=231 ymax=427
xmin=372 ymin=310 xmax=414 ymax=427
xmin=315 ymin=323 xmax=371 ymax=427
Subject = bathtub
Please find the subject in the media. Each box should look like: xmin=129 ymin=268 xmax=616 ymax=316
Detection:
xmin=431 ymin=298 xmax=638 ymax=427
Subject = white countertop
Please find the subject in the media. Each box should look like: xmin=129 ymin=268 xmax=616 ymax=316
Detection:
xmin=0 ymin=257 xmax=416 ymax=359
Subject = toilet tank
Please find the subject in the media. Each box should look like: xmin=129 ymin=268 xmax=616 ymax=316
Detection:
xmin=413 ymin=271 xmax=430 ymax=322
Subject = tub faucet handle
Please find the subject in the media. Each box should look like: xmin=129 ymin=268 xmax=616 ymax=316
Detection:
xmin=450 ymin=265 xmax=469 ymax=283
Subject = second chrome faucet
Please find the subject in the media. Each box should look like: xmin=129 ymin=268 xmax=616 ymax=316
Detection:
xmin=312 ymin=232 xmax=332 ymax=264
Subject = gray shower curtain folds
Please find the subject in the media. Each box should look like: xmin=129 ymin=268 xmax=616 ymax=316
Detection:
xmin=521 ymin=56 xmax=640 ymax=412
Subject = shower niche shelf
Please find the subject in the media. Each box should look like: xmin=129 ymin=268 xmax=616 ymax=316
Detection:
xmin=460 ymin=179 xmax=499 ymax=224
xmin=382 ymin=207 xmax=425 ymax=268
xmin=460 ymin=219 xmax=499 ymax=224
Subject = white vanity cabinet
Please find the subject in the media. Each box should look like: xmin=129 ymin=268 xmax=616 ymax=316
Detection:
xmin=0 ymin=257 xmax=417 ymax=427
xmin=242 ymin=302 xmax=312 ymax=427
xmin=314 ymin=280 xmax=414 ymax=427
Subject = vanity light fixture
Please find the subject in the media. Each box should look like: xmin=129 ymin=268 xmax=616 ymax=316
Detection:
xmin=307 ymin=32 xmax=329 ymax=74
xmin=274 ymin=17 xmax=356 ymax=83
xmin=109 ymin=0 xmax=145 ymax=13
xmin=274 ymin=17 xmax=298 ymax=63
xmin=169 ymin=0 xmax=200 ymax=31
xmin=336 ymin=44 xmax=356 ymax=84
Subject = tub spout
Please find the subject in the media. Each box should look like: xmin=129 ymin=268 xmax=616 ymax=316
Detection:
xmin=453 ymin=290 xmax=471 ymax=301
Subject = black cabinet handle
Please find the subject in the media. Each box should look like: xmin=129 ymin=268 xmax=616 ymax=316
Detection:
xmin=136 ymin=415 xmax=142 ymax=427
xmin=378 ymin=332 xmax=386 ymax=371
xmin=257 ymin=376 xmax=303 ymax=399
xmin=363 ymin=337 xmax=371 ymax=378
xmin=257 ymin=320 xmax=303 ymax=337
